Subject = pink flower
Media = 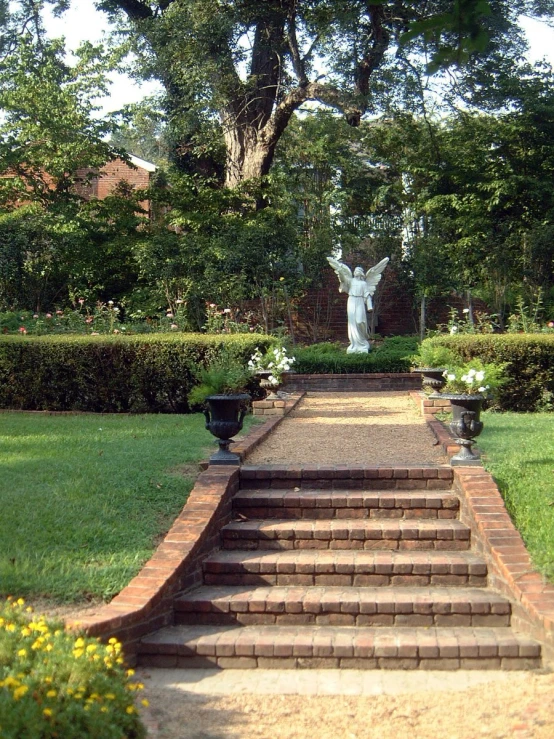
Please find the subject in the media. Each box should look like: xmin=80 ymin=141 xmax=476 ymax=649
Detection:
xmin=56 ymin=310 xmax=63 ymax=316
xmin=548 ymin=321 xmax=554 ymax=328
xmin=85 ymin=317 xmax=93 ymax=324
xmin=166 ymin=312 xmax=174 ymax=318
xmin=33 ymin=314 xmax=39 ymax=319
xmin=78 ymin=298 xmax=85 ymax=305
xmin=113 ymin=329 xmax=120 ymax=334
xmin=45 ymin=313 xmax=52 ymax=319
xmin=223 ymin=308 xmax=231 ymax=314
xmin=18 ymin=327 xmax=27 ymax=334
xmin=170 ymin=323 xmax=178 ymax=329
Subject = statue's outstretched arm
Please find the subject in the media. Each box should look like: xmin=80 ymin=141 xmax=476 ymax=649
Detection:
xmin=327 ymin=257 xmax=352 ymax=293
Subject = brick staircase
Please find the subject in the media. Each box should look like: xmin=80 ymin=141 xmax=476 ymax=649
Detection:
xmin=138 ymin=466 xmax=542 ymax=670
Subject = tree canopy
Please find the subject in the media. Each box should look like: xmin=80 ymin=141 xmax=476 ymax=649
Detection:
xmin=70 ymin=0 xmax=554 ymax=187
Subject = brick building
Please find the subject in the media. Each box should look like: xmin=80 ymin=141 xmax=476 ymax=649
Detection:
xmin=73 ymin=155 xmax=157 ymax=215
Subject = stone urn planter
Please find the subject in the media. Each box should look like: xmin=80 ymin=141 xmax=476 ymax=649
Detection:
xmin=442 ymin=393 xmax=484 ymax=465
xmin=413 ymin=367 xmax=447 ymax=394
xmin=204 ymin=394 xmax=251 ymax=465
xmin=255 ymin=370 xmax=281 ymax=400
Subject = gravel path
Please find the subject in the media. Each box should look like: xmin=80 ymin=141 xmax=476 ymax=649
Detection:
xmin=247 ymin=391 xmax=447 ymax=465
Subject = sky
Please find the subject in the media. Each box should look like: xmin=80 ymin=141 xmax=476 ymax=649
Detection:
xmin=42 ymin=4 xmax=554 ymax=113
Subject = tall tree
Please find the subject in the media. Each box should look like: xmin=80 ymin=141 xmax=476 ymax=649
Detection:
xmin=80 ymin=0 xmax=554 ymax=188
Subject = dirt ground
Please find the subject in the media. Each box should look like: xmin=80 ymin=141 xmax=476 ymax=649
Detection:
xmin=247 ymin=392 xmax=447 ymax=465
xmin=138 ymin=668 xmax=554 ymax=739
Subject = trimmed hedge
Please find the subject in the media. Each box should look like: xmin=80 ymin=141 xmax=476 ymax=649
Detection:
xmin=426 ymin=334 xmax=554 ymax=412
xmin=0 ymin=333 xmax=273 ymax=412
xmin=292 ymin=337 xmax=417 ymax=375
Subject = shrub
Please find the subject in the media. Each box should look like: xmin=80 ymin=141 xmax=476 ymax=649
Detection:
xmin=0 ymin=598 xmax=146 ymax=739
xmin=292 ymin=337 xmax=416 ymax=374
xmin=0 ymin=333 xmax=273 ymax=413
xmin=426 ymin=334 xmax=554 ymax=411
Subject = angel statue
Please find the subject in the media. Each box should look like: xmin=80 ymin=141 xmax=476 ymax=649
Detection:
xmin=327 ymin=256 xmax=390 ymax=353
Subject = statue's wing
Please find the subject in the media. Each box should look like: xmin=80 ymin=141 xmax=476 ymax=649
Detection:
xmin=327 ymin=257 xmax=352 ymax=279
xmin=327 ymin=257 xmax=352 ymax=293
xmin=365 ymin=257 xmax=389 ymax=296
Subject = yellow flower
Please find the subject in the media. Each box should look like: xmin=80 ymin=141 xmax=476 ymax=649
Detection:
xmin=73 ymin=648 xmax=84 ymax=658
xmin=105 ymin=693 xmax=116 ymax=700
xmin=100 ymin=706 xmax=108 ymax=713
xmin=74 ymin=637 xmax=85 ymax=649
xmin=43 ymin=709 xmax=53 ymax=718
xmin=141 ymin=699 xmax=150 ymax=707
xmin=16 ymin=598 xmax=25 ymax=606
xmin=13 ymin=685 xmax=28 ymax=700
xmin=126 ymin=706 xmax=136 ymax=714
xmin=108 ymin=637 xmax=119 ymax=645
xmin=46 ymin=690 xmax=56 ymax=699
xmin=17 ymin=649 xmax=27 ymax=658
xmin=86 ymin=644 xmax=97 ymax=654
xmin=21 ymin=627 xmax=31 ymax=637
xmin=126 ymin=669 xmax=135 ymax=677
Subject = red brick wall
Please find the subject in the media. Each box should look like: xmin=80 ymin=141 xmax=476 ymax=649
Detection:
xmin=74 ymin=158 xmax=151 ymax=214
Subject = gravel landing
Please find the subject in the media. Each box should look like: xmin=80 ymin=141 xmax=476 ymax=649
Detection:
xmin=139 ymin=668 xmax=554 ymax=738
xmin=247 ymin=392 xmax=447 ymax=466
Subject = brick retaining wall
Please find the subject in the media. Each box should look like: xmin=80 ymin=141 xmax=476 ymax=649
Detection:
xmin=415 ymin=390 xmax=554 ymax=662
xmin=68 ymin=394 xmax=303 ymax=661
xmin=283 ymin=372 xmax=422 ymax=392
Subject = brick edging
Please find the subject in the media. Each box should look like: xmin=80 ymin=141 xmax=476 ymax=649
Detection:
xmin=454 ymin=467 xmax=554 ymax=661
xmin=415 ymin=391 xmax=554 ymax=661
xmin=65 ymin=394 xmax=304 ymax=660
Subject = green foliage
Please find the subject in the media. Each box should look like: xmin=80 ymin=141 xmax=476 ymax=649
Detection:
xmin=188 ymin=354 xmax=252 ymax=405
xmin=0 ymin=33 xmax=115 ymax=207
xmin=292 ymin=337 xmax=416 ymax=374
xmin=411 ymin=341 xmax=458 ymax=369
xmin=0 ymin=599 xmax=146 ymax=739
xmin=427 ymin=334 xmax=554 ymax=411
xmin=480 ymin=413 xmax=554 ymax=581
xmin=0 ymin=333 xmax=272 ymax=412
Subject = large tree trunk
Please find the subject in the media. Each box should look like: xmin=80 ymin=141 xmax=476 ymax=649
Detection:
xmin=223 ymin=125 xmax=275 ymax=189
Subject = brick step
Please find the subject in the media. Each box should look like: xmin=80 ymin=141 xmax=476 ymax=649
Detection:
xmin=221 ymin=519 xmax=471 ymax=551
xmin=239 ymin=466 xmax=453 ymax=491
xmin=138 ymin=625 xmax=541 ymax=670
xmin=175 ymin=586 xmax=511 ymax=627
xmin=233 ymin=489 xmax=460 ymax=520
xmin=203 ymin=550 xmax=488 ymax=587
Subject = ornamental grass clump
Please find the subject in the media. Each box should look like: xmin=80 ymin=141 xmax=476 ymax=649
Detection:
xmin=0 ymin=598 xmax=146 ymax=739
xmin=443 ymin=359 xmax=507 ymax=398
xmin=248 ymin=344 xmax=295 ymax=386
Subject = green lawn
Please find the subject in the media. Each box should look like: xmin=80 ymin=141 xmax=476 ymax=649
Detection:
xmin=0 ymin=412 xmax=258 ymax=603
xmin=479 ymin=412 xmax=554 ymax=581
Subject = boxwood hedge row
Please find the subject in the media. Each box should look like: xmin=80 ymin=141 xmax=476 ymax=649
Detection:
xmin=291 ymin=337 xmax=417 ymax=375
xmin=426 ymin=334 xmax=554 ymax=412
xmin=0 ymin=334 xmax=273 ymax=412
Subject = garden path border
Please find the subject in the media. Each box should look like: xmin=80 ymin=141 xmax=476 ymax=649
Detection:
xmin=66 ymin=393 xmax=305 ymax=663
xmin=411 ymin=390 xmax=554 ymax=662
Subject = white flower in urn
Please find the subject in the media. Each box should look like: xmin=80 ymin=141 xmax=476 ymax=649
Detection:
xmin=249 ymin=344 xmax=295 ymax=387
xmin=443 ymin=360 xmax=506 ymax=397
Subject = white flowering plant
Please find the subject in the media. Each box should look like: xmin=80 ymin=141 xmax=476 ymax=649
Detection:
xmin=248 ymin=345 xmax=295 ymax=386
xmin=442 ymin=359 xmax=506 ymax=397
